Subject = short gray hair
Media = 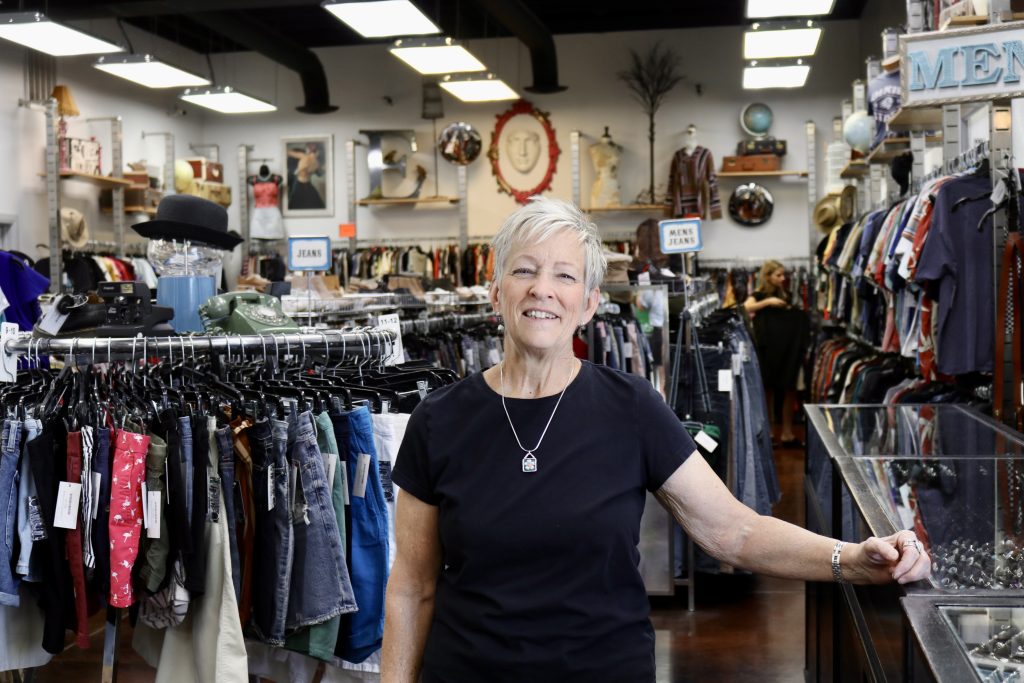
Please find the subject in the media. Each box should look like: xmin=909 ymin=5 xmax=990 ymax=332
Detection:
xmin=491 ymin=196 xmax=607 ymax=293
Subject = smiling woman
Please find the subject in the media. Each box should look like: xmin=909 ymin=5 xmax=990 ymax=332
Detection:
xmin=381 ymin=197 xmax=931 ymax=683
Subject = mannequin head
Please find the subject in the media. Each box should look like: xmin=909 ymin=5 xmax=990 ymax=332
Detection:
xmin=685 ymin=124 xmax=698 ymax=151
xmin=259 ymin=164 xmax=270 ymax=177
xmin=506 ymin=128 xmax=541 ymax=173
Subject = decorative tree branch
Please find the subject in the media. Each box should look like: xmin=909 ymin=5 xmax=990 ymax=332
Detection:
xmin=618 ymin=43 xmax=684 ymax=203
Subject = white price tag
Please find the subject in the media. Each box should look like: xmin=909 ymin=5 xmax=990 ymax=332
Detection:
xmin=147 ymin=491 xmax=161 ymax=539
xmin=352 ymin=454 xmax=370 ymax=499
xmin=622 ymin=342 xmax=633 ymax=358
xmin=732 ymin=353 xmax=742 ymax=377
xmin=267 ymin=465 xmax=276 ymax=511
xmin=638 ymin=271 xmax=651 ymax=286
xmin=323 ymin=452 xmax=338 ymax=490
xmin=141 ymin=482 xmax=150 ymax=529
xmin=0 ymin=322 xmax=18 ymax=383
xmin=91 ymin=472 xmax=102 ymax=520
xmin=340 ymin=461 xmax=350 ymax=505
xmin=694 ymin=430 xmax=719 ymax=453
xmin=37 ymin=303 xmax=69 ymax=337
xmin=376 ymin=313 xmax=405 ymax=367
xmin=417 ymin=380 xmax=429 ymax=400
xmin=717 ymin=369 xmax=733 ymax=393
xmin=54 ymin=481 xmax=82 ymax=530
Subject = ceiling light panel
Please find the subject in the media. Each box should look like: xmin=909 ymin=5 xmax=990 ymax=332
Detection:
xmin=0 ymin=12 xmax=122 ymax=56
xmin=95 ymin=54 xmax=210 ymax=88
xmin=180 ymin=86 xmax=276 ymax=114
xmin=746 ymin=0 xmax=836 ymax=18
xmin=322 ymin=0 xmax=440 ymax=38
xmin=744 ymin=26 xmax=822 ymax=59
xmin=743 ymin=64 xmax=810 ymax=89
xmin=390 ymin=38 xmax=485 ymax=75
xmin=440 ymin=74 xmax=518 ymax=102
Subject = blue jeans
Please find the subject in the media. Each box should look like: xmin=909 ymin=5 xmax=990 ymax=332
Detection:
xmin=332 ymin=405 xmax=389 ymax=663
xmin=92 ymin=426 xmax=112 ymax=599
xmin=179 ymin=416 xmax=194 ymax=524
xmin=249 ymin=417 xmax=293 ymax=646
xmin=16 ymin=418 xmax=41 ymax=581
xmin=285 ymin=411 xmax=354 ymax=630
xmin=0 ymin=418 xmax=22 ymax=605
xmin=215 ymin=426 xmax=242 ymax=604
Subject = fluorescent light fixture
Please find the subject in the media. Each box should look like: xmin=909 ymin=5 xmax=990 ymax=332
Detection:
xmin=743 ymin=61 xmax=811 ymax=89
xmin=744 ymin=24 xmax=821 ymax=59
xmin=440 ymin=73 xmax=518 ymax=102
xmin=390 ymin=37 xmax=485 ymax=75
xmin=746 ymin=0 xmax=835 ymax=18
xmin=94 ymin=54 xmax=210 ymax=89
xmin=0 ymin=11 xmax=122 ymax=56
xmin=322 ymin=0 xmax=439 ymax=38
xmin=180 ymin=86 xmax=276 ymax=114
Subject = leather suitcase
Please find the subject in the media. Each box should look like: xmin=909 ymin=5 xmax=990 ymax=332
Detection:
xmin=191 ymin=179 xmax=232 ymax=208
xmin=721 ymin=154 xmax=780 ymax=172
xmin=738 ymin=138 xmax=787 ymax=156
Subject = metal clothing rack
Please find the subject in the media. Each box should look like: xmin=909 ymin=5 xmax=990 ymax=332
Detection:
xmin=399 ymin=311 xmax=495 ymax=335
xmin=910 ymin=140 xmax=990 ymax=194
xmin=696 ymin=256 xmax=811 ymax=268
xmin=71 ymin=240 xmax=148 ymax=257
xmin=2 ymin=329 xmax=395 ymax=683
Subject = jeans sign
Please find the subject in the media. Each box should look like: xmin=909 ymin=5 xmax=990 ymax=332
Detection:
xmin=658 ymin=218 xmax=703 ymax=254
xmin=288 ymin=236 xmax=332 ymax=271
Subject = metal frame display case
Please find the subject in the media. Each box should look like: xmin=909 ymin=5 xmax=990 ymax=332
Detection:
xmin=805 ymin=404 xmax=1024 ymax=682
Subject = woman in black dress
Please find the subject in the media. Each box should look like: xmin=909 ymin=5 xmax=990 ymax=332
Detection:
xmin=743 ymin=260 xmax=810 ymax=446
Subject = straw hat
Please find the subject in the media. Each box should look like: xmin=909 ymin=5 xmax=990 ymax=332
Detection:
xmin=60 ymin=207 xmax=89 ymax=248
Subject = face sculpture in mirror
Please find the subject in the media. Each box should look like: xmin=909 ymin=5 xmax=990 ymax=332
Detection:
xmin=438 ymin=122 xmax=482 ymax=166
xmin=728 ymin=183 xmax=774 ymax=226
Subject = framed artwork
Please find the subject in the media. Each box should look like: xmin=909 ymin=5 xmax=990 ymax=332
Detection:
xmin=282 ymin=134 xmax=333 ymax=217
xmin=487 ymin=100 xmax=560 ymax=204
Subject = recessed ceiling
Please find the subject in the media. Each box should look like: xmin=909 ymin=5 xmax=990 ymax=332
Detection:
xmin=44 ymin=0 xmax=869 ymax=55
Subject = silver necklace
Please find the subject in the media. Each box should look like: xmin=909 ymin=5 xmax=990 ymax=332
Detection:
xmin=499 ymin=360 xmax=574 ymax=474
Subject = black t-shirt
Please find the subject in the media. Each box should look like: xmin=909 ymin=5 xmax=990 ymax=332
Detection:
xmin=392 ymin=361 xmax=694 ymax=682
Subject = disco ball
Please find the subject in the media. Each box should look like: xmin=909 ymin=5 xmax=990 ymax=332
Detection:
xmin=843 ymin=110 xmax=875 ymax=155
xmin=438 ymin=122 xmax=483 ymax=165
xmin=740 ymin=103 xmax=773 ymax=138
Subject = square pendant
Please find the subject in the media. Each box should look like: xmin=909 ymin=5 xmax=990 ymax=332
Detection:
xmin=522 ymin=453 xmax=537 ymax=473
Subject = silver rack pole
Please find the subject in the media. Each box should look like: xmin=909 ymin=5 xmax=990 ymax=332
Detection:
xmin=4 ymin=330 xmax=397 ymax=362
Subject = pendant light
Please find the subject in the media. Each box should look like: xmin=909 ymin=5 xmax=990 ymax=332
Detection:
xmin=0 ymin=11 xmax=122 ymax=56
xmin=95 ymin=54 xmax=210 ymax=89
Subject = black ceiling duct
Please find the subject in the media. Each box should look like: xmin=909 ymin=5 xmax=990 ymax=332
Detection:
xmin=469 ymin=0 xmax=567 ymax=94
xmin=190 ymin=11 xmax=337 ymax=114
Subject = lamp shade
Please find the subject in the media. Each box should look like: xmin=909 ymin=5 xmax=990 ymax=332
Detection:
xmin=51 ymin=85 xmax=79 ymax=117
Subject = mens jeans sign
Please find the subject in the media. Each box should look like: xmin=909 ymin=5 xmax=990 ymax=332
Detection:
xmin=901 ymin=21 xmax=1024 ymax=107
xmin=658 ymin=218 xmax=703 ymax=254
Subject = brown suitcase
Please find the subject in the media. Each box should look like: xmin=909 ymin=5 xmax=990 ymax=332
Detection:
xmin=186 ymin=157 xmax=225 ymax=183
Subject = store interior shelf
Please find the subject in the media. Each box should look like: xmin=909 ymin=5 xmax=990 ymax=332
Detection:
xmin=941 ymin=12 xmax=1024 ymax=29
xmin=840 ymin=160 xmax=869 ymax=179
xmin=101 ymin=205 xmax=156 ymax=216
xmin=717 ymin=170 xmax=808 ymax=178
xmin=867 ymin=135 xmax=941 ymax=163
xmin=42 ymin=171 xmax=133 ymax=188
xmin=887 ymin=107 xmax=943 ymax=132
xmin=585 ymin=204 xmax=668 ymax=213
xmin=356 ymin=196 xmax=459 ymax=206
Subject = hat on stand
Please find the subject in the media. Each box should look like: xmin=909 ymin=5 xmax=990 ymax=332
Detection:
xmin=131 ymin=194 xmax=243 ymax=250
xmin=60 ymin=207 xmax=89 ymax=248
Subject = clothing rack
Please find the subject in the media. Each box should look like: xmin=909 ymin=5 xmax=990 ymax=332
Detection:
xmin=71 ymin=240 xmax=149 ymax=257
xmin=3 ymin=328 xmax=395 ymax=683
xmin=695 ymin=256 xmax=810 ymax=267
xmin=399 ymin=312 xmax=495 ymax=335
xmin=914 ymin=140 xmax=990 ymax=193
xmin=349 ymin=236 xmax=495 ymax=247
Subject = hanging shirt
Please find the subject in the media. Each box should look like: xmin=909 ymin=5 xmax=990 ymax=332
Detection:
xmin=0 ymin=251 xmax=48 ymax=332
xmin=668 ymin=146 xmax=722 ymax=220
xmin=867 ymin=69 xmax=902 ymax=149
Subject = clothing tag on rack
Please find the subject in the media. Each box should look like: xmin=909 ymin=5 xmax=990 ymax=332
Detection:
xmin=54 ymin=481 xmax=82 ymax=530
xmin=488 ymin=348 xmax=501 ymax=366
xmin=147 ymin=491 xmax=161 ymax=539
xmin=717 ymin=369 xmax=733 ymax=393
xmin=376 ymin=313 xmax=405 ymax=366
xmin=36 ymin=304 xmax=69 ymax=337
xmin=732 ymin=353 xmax=741 ymax=377
xmin=91 ymin=472 xmax=102 ymax=520
xmin=323 ymin=452 xmax=338 ymax=490
xmin=694 ymin=430 xmax=719 ymax=453
xmin=0 ymin=323 xmax=18 ymax=383
xmin=417 ymin=380 xmax=429 ymax=400
xmin=340 ymin=461 xmax=350 ymax=505
xmin=381 ymin=399 xmax=391 ymax=414
xmin=623 ymin=342 xmax=633 ymax=358
xmin=353 ymin=454 xmax=370 ymax=498
xmin=267 ymin=464 xmax=276 ymax=511
xmin=638 ymin=272 xmax=651 ymax=286
xmin=141 ymin=482 xmax=150 ymax=529
xmin=207 ymin=474 xmax=220 ymax=523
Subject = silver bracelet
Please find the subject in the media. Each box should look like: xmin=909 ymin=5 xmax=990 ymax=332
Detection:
xmin=831 ymin=541 xmax=846 ymax=582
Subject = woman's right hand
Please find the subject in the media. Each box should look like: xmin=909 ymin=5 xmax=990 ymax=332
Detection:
xmin=766 ymin=297 xmax=787 ymax=308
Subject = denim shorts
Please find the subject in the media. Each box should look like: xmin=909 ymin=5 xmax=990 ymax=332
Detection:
xmin=15 ymin=418 xmax=41 ymax=581
xmin=0 ymin=418 xmax=23 ymax=605
xmin=285 ymin=411 xmax=355 ymax=630
xmin=215 ymin=426 xmax=242 ymax=603
xmin=249 ymin=417 xmax=293 ymax=646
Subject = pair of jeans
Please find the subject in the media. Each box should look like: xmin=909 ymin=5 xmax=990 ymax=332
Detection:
xmin=15 ymin=417 xmax=41 ymax=581
xmin=185 ymin=416 xmax=208 ymax=597
xmin=139 ymin=433 xmax=169 ymax=593
xmin=249 ymin=417 xmax=293 ymax=646
xmin=91 ymin=426 xmax=112 ymax=600
xmin=333 ymin=405 xmax=389 ymax=664
xmin=108 ymin=429 xmax=149 ymax=608
xmin=80 ymin=426 xmax=96 ymax=574
xmin=64 ymin=430 xmax=90 ymax=648
xmin=230 ymin=416 xmax=255 ymax=626
xmin=285 ymin=411 xmax=353 ymax=631
xmin=215 ymin=425 xmax=241 ymax=603
xmin=159 ymin=410 xmax=191 ymax=583
xmin=0 ymin=418 xmax=22 ymax=605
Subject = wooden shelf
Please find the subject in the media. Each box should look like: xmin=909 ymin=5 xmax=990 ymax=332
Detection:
xmin=357 ymin=196 xmax=458 ymax=206
xmin=48 ymin=171 xmax=133 ymax=188
xmin=941 ymin=12 xmax=1024 ymax=29
xmin=717 ymin=170 xmax=808 ymax=178
xmin=867 ymin=135 xmax=941 ymax=163
xmin=840 ymin=160 xmax=870 ymax=179
xmin=887 ymin=107 xmax=943 ymax=133
xmin=101 ymin=205 xmax=157 ymax=216
xmin=585 ymin=204 xmax=668 ymax=213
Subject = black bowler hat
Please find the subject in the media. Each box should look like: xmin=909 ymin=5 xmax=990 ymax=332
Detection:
xmin=131 ymin=194 xmax=243 ymax=250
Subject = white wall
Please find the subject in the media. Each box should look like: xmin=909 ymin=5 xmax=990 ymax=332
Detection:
xmin=1 ymin=8 xmax=896 ymax=265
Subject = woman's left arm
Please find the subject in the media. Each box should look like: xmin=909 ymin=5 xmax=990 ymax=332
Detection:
xmin=655 ymin=454 xmax=931 ymax=585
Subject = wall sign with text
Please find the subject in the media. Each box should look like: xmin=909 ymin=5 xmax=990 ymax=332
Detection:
xmin=288 ymin=236 xmax=332 ymax=271
xmin=901 ymin=21 xmax=1024 ymax=107
xmin=658 ymin=218 xmax=703 ymax=254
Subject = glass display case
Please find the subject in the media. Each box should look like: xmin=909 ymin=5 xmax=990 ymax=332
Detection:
xmin=805 ymin=404 xmax=1024 ymax=682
